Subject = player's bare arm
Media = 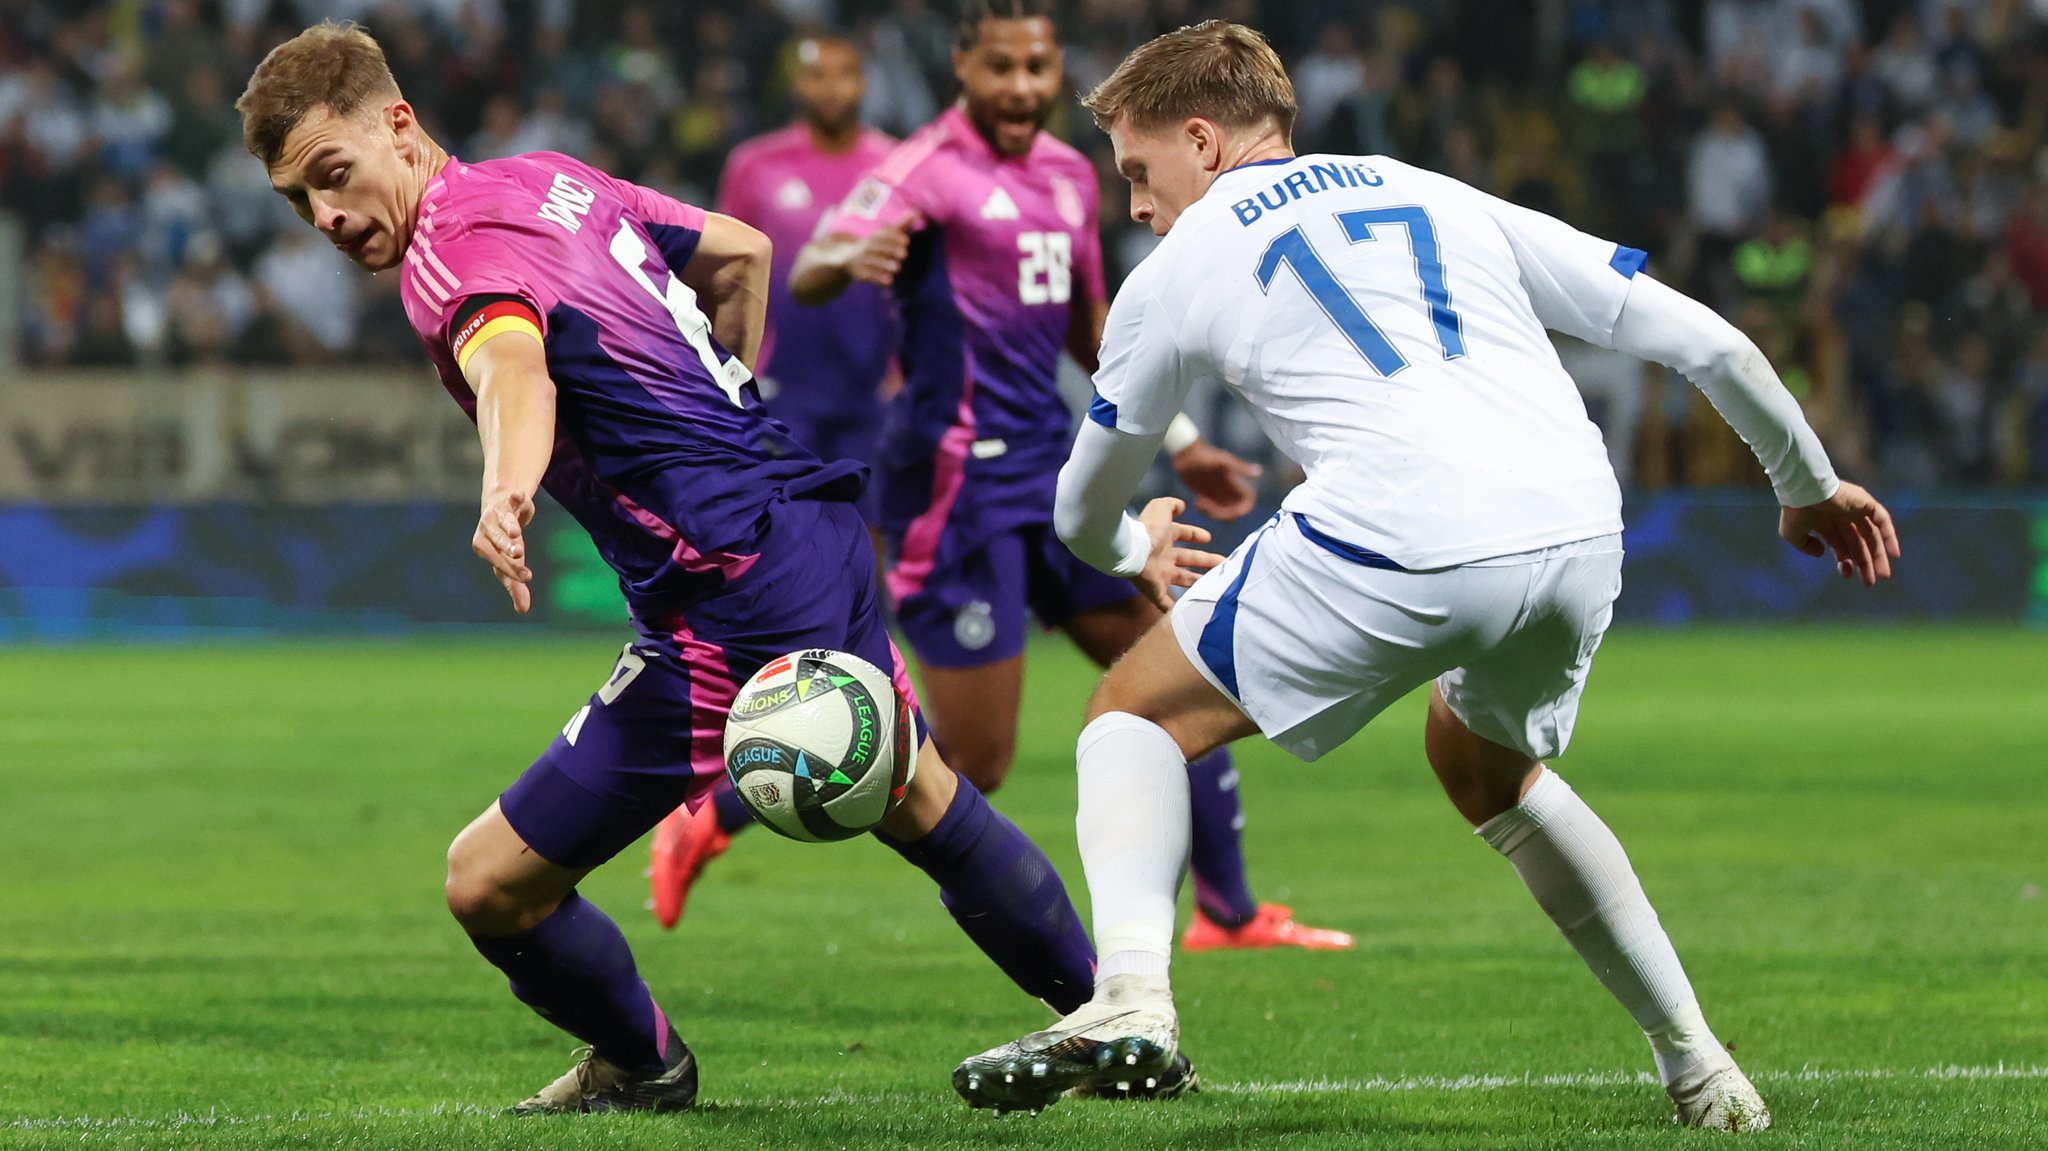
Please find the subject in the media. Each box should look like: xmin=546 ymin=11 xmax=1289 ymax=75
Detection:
xmin=680 ymin=212 xmax=772 ymax=372
xmin=788 ymin=211 xmax=917 ymax=304
xmin=461 ymin=328 xmax=556 ymax=614
xmin=1166 ymin=433 xmax=1262 ymax=522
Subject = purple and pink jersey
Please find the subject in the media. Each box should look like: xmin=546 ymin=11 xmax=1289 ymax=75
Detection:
xmin=716 ymin=123 xmax=898 ymax=434
xmin=829 ymin=107 xmax=1107 ymax=602
xmin=398 ymin=151 xmax=852 ymax=612
xmin=396 ymin=151 xmax=916 ymax=862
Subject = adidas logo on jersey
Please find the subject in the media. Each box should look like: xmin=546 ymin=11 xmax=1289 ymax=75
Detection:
xmin=980 ymin=186 xmax=1020 ymax=221
xmin=775 ymin=178 xmax=812 ymax=210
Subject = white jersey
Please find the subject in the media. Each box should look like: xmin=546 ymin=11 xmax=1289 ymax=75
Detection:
xmin=1090 ymin=154 xmax=1642 ymax=569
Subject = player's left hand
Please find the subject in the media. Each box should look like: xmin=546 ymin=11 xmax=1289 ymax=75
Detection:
xmin=474 ymin=489 xmax=538 ymax=613
xmin=1133 ymin=497 xmax=1224 ymax=613
xmin=1778 ymin=480 xmax=1901 ymax=588
xmin=1170 ymin=439 xmax=1263 ymax=521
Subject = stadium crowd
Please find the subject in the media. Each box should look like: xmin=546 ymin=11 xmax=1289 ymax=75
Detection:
xmin=5 ymin=0 xmax=2048 ymax=487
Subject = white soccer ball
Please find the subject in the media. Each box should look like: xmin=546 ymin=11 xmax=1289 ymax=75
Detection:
xmin=723 ymin=649 xmax=915 ymax=842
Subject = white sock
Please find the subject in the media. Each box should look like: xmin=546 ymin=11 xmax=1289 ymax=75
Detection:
xmin=1477 ymin=768 xmax=1725 ymax=1086
xmin=1075 ymin=712 xmax=1190 ymax=985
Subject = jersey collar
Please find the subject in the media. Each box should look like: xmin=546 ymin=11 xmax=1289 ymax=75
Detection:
xmin=1222 ymin=156 xmax=1295 ymax=175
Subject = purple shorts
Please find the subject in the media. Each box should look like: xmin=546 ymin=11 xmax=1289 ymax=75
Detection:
xmin=886 ymin=514 xmax=1138 ymax=669
xmin=499 ymin=498 xmax=919 ymax=869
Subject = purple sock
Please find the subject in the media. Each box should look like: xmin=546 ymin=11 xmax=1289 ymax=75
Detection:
xmin=469 ymin=891 xmax=670 ymax=1072
xmin=711 ymin=778 xmax=754 ymax=835
xmin=877 ymin=778 xmax=1096 ymax=1013
xmin=1188 ymin=748 xmax=1259 ymax=928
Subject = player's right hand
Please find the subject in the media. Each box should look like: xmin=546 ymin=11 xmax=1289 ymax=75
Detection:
xmin=1133 ymin=497 xmax=1224 ymax=613
xmin=1777 ymin=480 xmax=1900 ymax=588
xmin=474 ymin=489 xmax=538 ymax=613
xmin=847 ymin=212 xmax=918 ymax=287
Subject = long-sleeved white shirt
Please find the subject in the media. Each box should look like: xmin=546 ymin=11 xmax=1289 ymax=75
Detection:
xmin=1057 ymin=154 xmax=1836 ymax=578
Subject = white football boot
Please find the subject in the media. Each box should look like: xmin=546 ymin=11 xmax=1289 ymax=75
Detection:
xmin=1668 ymin=1058 xmax=1772 ymax=1131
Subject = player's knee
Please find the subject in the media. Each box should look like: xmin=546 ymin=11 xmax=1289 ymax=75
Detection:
xmin=1084 ymin=664 xmax=1144 ymax=724
xmin=1425 ymin=698 xmax=1537 ymax=826
xmin=947 ymin=737 xmax=1017 ymax=794
xmin=444 ymin=841 xmax=540 ymax=935
xmin=1433 ymin=762 xmax=1523 ymax=827
xmin=1084 ymin=667 xmax=1215 ymax=758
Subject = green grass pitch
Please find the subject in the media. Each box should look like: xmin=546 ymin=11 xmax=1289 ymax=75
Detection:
xmin=1 ymin=628 xmax=2043 ymax=1150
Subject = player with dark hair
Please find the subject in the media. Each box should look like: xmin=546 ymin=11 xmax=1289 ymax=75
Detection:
xmin=646 ymin=33 xmax=900 ymax=929
xmin=237 ymin=20 xmax=1104 ymax=1114
xmin=780 ymin=0 xmax=1353 ymax=955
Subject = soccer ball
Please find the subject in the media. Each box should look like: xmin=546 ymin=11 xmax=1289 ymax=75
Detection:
xmin=723 ymin=649 xmax=916 ymax=842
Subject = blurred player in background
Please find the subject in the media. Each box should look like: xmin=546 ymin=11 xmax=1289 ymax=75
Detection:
xmin=647 ymin=33 xmax=898 ymax=929
xmin=714 ymin=36 xmax=898 ymax=472
xmin=957 ymin=21 xmax=1899 ymax=1125
xmin=783 ymin=0 xmax=1352 ymax=955
xmin=240 ymin=21 xmax=1110 ymax=1114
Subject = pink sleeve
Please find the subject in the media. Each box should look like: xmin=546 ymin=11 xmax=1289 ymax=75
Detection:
xmin=561 ymin=154 xmax=708 ymax=241
xmin=828 ymin=140 xmax=940 ymax=240
xmin=573 ymin=160 xmax=709 ymax=272
xmin=416 ymin=217 xmax=564 ymax=344
xmin=610 ymin=178 xmax=709 ymax=235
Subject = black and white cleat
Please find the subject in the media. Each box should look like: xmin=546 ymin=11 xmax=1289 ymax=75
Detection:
xmin=953 ymin=983 xmax=1180 ymax=1114
xmin=1065 ymin=1049 xmax=1200 ymax=1102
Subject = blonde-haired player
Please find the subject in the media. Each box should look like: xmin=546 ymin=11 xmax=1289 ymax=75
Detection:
xmin=953 ymin=21 xmax=1898 ymax=1128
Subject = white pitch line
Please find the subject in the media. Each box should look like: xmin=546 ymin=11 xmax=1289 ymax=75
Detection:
xmin=1211 ymin=1063 xmax=2048 ymax=1095
xmin=6 ymin=1065 xmax=2042 ymax=1131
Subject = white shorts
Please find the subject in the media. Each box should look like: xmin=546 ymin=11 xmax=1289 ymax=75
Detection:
xmin=1170 ymin=513 xmax=1623 ymax=762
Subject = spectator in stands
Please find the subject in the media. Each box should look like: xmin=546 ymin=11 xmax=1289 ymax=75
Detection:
xmin=2006 ymin=328 xmax=2048 ymax=483
xmin=1733 ymin=209 xmax=1816 ymax=316
xmin=0 ymin=0 xmax=2038 ymax=489
xmin=77 ymin=176 xmax=141 ymax=288
xmin=91 ymin=53 xmax=173 ymax=177
xmin=1873 ymin=12 xmax=1940 ymax=118
xmin=22 ymin=230 xmax=86 ymax=365
xmin=162 ymin=231 xmax=253 ymax=368
xmin=1565 ymin=40 xmax=1647 ymax=237
xmin=1773 ymin=7 xmax=1846 ymax=104
xmin=254 ymin=229 xmax=358 ymax=363
xmin=69 ymin=291 xmax=137 ymax=368
xmin=1936 ymin=330 xmax=1996 ymax=483
xmin=1688 ymin=97 xmax=1773 ymax=303
xmin=162 ymin=67 xmax=240 ymax=183
xmin=2005 ymin=182 xmax=2048 ymax=310
xmin=1827 ymin=111 xmax=1895 ymax=213
xmin=1294 ymin=20 xmax=1368 ymax=149
xmin=466 ymin=94 xmax=539 ymax=162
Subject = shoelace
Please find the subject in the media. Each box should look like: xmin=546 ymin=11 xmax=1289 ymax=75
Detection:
xmin=566 ymin=1047 xmax=611 ymax=1100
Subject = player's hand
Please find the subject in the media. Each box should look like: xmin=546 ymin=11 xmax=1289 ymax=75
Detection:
xmin=474 ymin=489 xmax=538 ymax=613
xmin=848 ymin=212 xmax=918 ymax=287
xmin=1132 ymin=497 xmax=1224 ymax=613
xmin=1778 ymin=480 xmax=1900 ymax=588
xmin=1170 ymin=439 xmax=1263 ymax=521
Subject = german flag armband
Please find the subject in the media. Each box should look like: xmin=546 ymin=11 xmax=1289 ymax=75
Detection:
xmin=450 ymin=294 xmax=543 ymax=375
